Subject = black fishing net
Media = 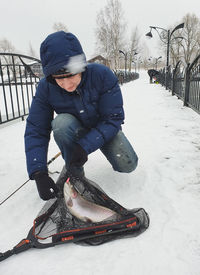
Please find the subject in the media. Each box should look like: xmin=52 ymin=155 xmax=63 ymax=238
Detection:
xmin=33 ymin=166 xmax=150 ymax=246
xmin=0 ymin=166 xmax=150 ymax=262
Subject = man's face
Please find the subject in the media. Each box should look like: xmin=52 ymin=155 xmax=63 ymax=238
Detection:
xmin=52 ymin=73 xmax=82 ymax=92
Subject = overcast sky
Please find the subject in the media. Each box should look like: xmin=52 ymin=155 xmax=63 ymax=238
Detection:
xmin=0 ymin=0 xmax=200 ymax=60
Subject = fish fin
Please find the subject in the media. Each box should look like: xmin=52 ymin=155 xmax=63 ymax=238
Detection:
xmin=102 ymin=213 xmax=120 ymax=222
xmin=83 ymin=217 xmax=92 ymax=223
xmin=67 ymin=198 xmax=73 ymax=207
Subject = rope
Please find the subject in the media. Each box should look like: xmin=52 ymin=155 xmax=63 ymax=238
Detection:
xmin=0 ymin=152 xmax=61 ymax=206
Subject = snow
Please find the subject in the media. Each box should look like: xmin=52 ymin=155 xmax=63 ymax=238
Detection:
xmin=1 ymin=71 xmax=200 ymax=274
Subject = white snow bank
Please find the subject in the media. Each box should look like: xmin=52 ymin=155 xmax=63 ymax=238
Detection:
xmin=0 ymin=71 xmax=200 ymax=275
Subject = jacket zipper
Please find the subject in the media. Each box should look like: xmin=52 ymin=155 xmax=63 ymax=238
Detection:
xmin=75 ymin=89 xmax=89 ymax=118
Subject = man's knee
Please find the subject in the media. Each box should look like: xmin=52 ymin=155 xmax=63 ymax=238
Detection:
xmin=51 ymin=113 xmax=79 ymax=133
xmin=114 ymin=154 xmax=138 ymax=173
xmin=51 ymin=113 xmax=87 ymax=144
xmin=124 ymin=155 xmax=138 ymax=173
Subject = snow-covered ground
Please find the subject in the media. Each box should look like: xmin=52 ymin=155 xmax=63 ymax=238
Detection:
xmin=0 ymin=71 xmax=200 ymax=274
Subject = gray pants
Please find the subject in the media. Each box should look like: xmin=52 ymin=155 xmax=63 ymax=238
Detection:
xmin=51 ymin=113 xmax=138 ymax=174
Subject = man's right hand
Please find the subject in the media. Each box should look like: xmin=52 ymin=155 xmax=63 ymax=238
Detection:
xmin=32 ymin=171 xmax=59 ymax=200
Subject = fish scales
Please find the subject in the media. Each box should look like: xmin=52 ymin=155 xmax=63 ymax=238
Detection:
xmin=63 ymin=179 xmax=118 ymax=223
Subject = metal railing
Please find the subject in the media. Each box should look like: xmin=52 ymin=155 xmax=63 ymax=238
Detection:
xmin=185 ymin=55 xmax=200 ymax=113
xmin=0 ymin=53 xmax=140 ymax=125
xmin=172 ymin=60 xmax=186 ymax=99
xmin=114 ymin=70 xmax=139 ymax=85
xmin=157 ymin=54 xmax=200 ymax=115
xmin=0 ymin=53 xmax=43 ymax=124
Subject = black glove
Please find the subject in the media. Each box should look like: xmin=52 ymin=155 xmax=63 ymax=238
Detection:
xmin=33 ymin=171 xmax=59 ymax=201
xmin=70 ymin=143 xmax=88 ymax=167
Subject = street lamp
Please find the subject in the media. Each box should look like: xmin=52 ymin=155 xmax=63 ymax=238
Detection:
xmin=155 ymin=56 xmax=162 ymax=70
xmin=133 ymin=51 xmax=138 ymax=59
xmin=119 ymin=50 xmax=138 ymax=75
xmin=119 ymin=50 xmax=127 ymax=76
xmin=146 ymin=23 xmax=184 ymax=89
xmin=132 ymin=51 xmax=138 ymax=72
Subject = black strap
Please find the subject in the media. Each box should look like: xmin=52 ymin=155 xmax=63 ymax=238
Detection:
xmin=0 ymin=239 xmax=32 ymax=262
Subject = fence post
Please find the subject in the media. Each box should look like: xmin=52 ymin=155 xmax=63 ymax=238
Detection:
xmin=0 ymin=52 xmax=42 ymax=125
xmin=184 ymin=63 xmax=190 ymax=106
xmin=172 ymin=67 xmax=175 ymax=96
xmin=172 ymin=61 xmax=180 ymax=96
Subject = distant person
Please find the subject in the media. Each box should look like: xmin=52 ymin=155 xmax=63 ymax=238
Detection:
xmin=148 ymin=69 xmax=159 ymax=84
xmin=24 ymin=31 xmax=138 ymax=200
xmin=148 ymin=69 xmax=153 ymax=83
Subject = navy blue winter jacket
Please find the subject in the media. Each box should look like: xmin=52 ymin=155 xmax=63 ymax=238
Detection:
xmin=24 ymin=32 xmax=124 ymax=178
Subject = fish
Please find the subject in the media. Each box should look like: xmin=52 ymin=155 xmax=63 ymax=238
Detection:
xmin=63 ymin=178 xmax=118 ymax=223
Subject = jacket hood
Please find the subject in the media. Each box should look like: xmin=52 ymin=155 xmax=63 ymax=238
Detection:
xmin=40 ymin=31 xmax=87 ymax=77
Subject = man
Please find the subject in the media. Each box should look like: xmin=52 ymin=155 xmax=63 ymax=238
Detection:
xmin=24 ymin=31 xmax=138 ymax=200
xmin=147 ymin=69 xmax=159 ymax=84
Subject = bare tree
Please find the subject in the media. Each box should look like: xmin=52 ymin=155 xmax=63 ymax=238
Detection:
xmin=53 ymin=22 xmax=68 ymax=32
xmin=0 ymin=38 xmax=15 ymax=53
xmin=96 ymin=10 xmax=110 ymax=58
xmin=95 ymin=0 xmax=126 ymax=70
xmin=127 ymin=27 xmax=140 ymax=71
xmin=180 ymin=13 xmax=200 ymax=64
xmin=0 ymin=38 xmax=16 ymax=65
xmin=0 ymin=38 xmax=18 ymax=78
xmin=159 ymin=13 xmax=200 ymax=67
xmin=28 ymin=42 xmax=38 ymax=58
xmin=139 ymin=43 xmax=149 ymax=70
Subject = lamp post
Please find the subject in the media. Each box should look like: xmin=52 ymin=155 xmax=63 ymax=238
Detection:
xmin=132 ymin=51 xmax=138 ymax=61
xmin=119 ymin=50 xmax=127 ymax=76
xmin=132 ymin=51 xmax=138 ymax=72
xmin=155 ymin=56 xmax=162 ymax=70
xmin=146 ymin=23 xmax=184 ymax=89
xmin=119 ymin=50 xmax=138 ymax=75
xmin=132 ymin=61 xmax=136 ymax=73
